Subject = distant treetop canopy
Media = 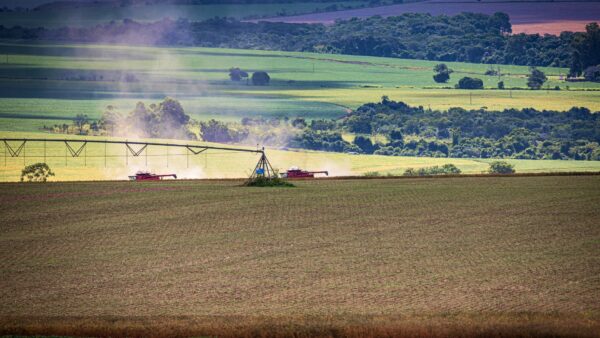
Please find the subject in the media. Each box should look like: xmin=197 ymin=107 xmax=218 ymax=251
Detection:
xmin=0 ymin=12 xmax=588 ymax=68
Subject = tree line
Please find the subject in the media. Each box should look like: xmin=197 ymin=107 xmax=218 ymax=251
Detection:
xmin=50 ymin=97 xmax=600 ymax=161
xmin=264 ymin=98 xmax=600 ymax=161
xmin=1 ymin=14 xmax=599 ymax=72
xmin=434 ymin=64 xmax=550 ymax=89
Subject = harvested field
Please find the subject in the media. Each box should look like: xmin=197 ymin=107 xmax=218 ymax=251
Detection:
xmin=1 ymin=176 xmax=599 ymax=336
xmin=263 ymin=0 xmax=600 ymax=34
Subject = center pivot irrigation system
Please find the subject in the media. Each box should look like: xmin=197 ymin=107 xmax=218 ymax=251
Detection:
xmin=1 ymin=138 xmax=276 ymax=179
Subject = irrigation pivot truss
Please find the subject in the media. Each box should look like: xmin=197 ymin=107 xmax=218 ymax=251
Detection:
xmin=1 ymin=138 xmax=276 ymax=179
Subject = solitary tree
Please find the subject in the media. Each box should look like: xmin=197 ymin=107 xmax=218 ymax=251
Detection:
xmin=569 ymin=23 xmax=600 ymax=77
xmin=21 ymin=163 xmax=55 ymax=182
xmin=433 ymin=63 xmax=452 ymax=83
xmin=74 ymin=114 xmax=89 ymax=134
xmin=527 ymin=67 xmax=547 ymax=90
xmin=252 ymin=71 xmax=270 ymax=86
xmin=456 ymin=77 xmax=483 ymax=89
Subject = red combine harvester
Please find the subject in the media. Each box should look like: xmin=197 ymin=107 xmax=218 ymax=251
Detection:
xmin=129 ymin=171 xmax=177 ymax=181
xmin=281 ymin=166 xmax=328 ymax=179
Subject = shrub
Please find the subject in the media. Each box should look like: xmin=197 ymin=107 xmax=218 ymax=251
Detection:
xmin=403 ymin=164 xmax=461 ymax=176
xmin=21 ymin=163 xmax=55 ymax=182
xmin=485 ymin=69 xmax=499 ymax=76
xmin=229 ymin=67 xmax=248 ymax=81
xmin=252 ymin=71 xmax=270 ymax=86
xmin=488 ymin=161 xmax=516 ymax=174
xmin=245 ymin=176 xmax=294 ymax=187
xmin=402 ymin=168 xmax=418 ymax=176
xmin=363 ymin=171 xmax=381 ymax=177
xmin=440 ymin=163 xmax=462 ymax=174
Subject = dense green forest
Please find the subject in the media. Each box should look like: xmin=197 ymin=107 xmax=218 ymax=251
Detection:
xmin=331 ymin=99 xmax=600 ymax=160
xmin=2 ymin=14 xmax=599 ymax=70
xmin=200 ymin=99 xmax=600 ymax=161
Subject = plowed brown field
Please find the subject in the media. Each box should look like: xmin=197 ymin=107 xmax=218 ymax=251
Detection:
xmin=1 ymin=176 xmax=599 ymax=336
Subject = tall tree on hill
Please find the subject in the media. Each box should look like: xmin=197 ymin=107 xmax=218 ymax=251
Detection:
xmin=570 ymin=23 xmax=600 ymax=77
xmin=584 ymin=65 xmax=600 ymax=82
xmin=489 ymin=12 xmax=512 ymax=34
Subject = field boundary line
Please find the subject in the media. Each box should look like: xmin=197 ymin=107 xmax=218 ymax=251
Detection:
xmin=1 ymin=171 xmax=599 ymax=185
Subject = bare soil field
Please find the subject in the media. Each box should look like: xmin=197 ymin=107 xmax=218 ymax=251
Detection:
xmin=263 ymin=0 xmax=600 ymax=34
xmin=1 ymin=176 xmax=599 ymax=336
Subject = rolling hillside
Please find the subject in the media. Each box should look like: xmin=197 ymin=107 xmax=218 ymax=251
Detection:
xmin=262 ymin=0 xmax=600 ymax=34
xmin=0 ymin=1 xmax=370 ymax=27
xmin=1 ymin=42 xmax=599 ymax=135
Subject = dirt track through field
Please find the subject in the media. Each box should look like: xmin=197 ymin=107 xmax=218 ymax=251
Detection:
xmin=260 ymin=0 xmax=600 ymax=34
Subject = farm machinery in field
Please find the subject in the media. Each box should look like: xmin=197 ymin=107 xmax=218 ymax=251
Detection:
xmin=129 ymin=171 xmax=177 ymax=181
xmin=280 ymin=166 xmax=329 ymax=179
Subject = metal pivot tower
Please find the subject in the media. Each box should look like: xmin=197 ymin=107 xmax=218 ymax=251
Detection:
xmin=1 ymin=138 xmax=272 ymax=179
xmin=250 ymin=148 xmax=276 ymax=180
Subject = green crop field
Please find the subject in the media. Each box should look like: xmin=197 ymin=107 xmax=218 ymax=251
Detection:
xmin=1 ymin=176 xmax=599 ymax=336
xmin=1 ymin=41 xmax=599 ymax=134
xmin=2 ymin=131 xmax=600 ymax=182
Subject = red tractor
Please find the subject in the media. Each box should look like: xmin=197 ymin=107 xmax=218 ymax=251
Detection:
xmin=129 ymin=171 xmax=177 ymax=181
xmin=281 ymin=166 xmax=329 ymax=179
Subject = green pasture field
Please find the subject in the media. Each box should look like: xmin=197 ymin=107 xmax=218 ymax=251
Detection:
xmin=1 ymin=176 xmax=599 ymax=336
xmin=0 ymin=42 xmax=599 ymax=134
xmin=1 ymin=131 xmax=600 ymax=182
xmin=0 ymin=1 xmax=369 ymax=28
